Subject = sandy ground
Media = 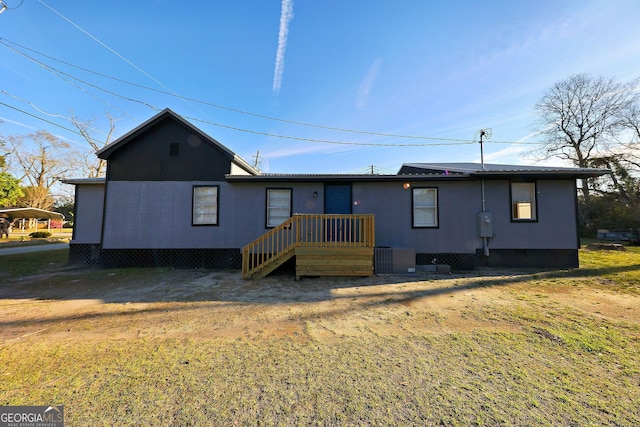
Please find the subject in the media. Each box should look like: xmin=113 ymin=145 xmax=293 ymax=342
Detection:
xmin=1 ymin=267 xmax=638 ymax=344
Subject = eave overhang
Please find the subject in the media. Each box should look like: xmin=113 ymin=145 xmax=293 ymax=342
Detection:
xmin=61 ymin=178 xmax=106 ymax=185
xmin=225 ymin=173 xmax=470 ymax=183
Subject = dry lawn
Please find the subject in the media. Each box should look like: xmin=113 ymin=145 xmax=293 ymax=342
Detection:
xmin=0 ymin=247 xmax=639 ymax=425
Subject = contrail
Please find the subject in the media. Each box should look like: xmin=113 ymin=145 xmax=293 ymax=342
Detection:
xmin=356 ymin=58 xmax=382 ymax=109
xmin=273 ymin=0 xmax=294 ymax=94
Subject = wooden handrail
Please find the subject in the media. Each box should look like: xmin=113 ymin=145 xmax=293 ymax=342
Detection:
xmin=242 ymin=214 xmax=375 ymax=279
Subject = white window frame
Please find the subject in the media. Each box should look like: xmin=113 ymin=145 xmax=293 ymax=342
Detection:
xmin=412 ymin=187 xmax=438 ymax=228
xmin=266 ymin=188 xmax=292 ymax=228
xmin=511 ymin=182 xmax=537 ymax=221
xmin=193 ymin=186 xmax=219 ymax=226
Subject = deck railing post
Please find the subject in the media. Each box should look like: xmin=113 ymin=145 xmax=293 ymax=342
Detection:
xmin=242 ymin=213 xmax=375 ymax=278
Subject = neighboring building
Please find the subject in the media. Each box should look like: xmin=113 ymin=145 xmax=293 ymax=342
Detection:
xmin=64 ymin=109 xmax=609 ymax=275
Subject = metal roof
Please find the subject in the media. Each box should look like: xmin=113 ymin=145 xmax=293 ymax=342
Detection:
xmin=226 ymin=162 xmax=610 ymax=182
xmin=398 ymin=163 xmax=610 ymax=179
xmin=61 ymin=178 xmax=106 ymax=185
xmin=0 ymin=207 xmax=65 ymax=220
xmin=224 ymin=173 xmax=468 ymax=183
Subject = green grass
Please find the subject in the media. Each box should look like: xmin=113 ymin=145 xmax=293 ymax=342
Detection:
xmin=1 ymin=247 xmax=639 ymax=425
xmin=0 ymin=248 xmax=70 ymax=278
xmin=577 ymin=245 xmax=640 ymax=294
xmin=2 ymin=328 xmax=638 ymax=425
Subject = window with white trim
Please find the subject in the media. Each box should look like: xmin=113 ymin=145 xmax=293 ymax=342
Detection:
xmin=511 ymin=182 xmax=537 ymax=221
xmin=413 ymin=187 xmax=438 ymax=227
xmin=193 ymin=186 xmax=218 ymax=225
xmin=266 ymin=188 xmax=291 ymax=227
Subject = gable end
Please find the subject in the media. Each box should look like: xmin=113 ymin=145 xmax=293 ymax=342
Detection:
xmin=100 ymin=110 xmax=246 ymax=181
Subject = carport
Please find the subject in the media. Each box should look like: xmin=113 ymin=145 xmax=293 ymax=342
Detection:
xmin=0 ymin=207 xmax=65 ymax=232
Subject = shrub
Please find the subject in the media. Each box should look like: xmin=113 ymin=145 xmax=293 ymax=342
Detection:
xmin=29 ymin=231 xmax=51 ymax=238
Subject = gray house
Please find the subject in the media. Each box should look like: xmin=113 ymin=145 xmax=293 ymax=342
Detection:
xmin=64 ymin=109 xmax=608 ymax=277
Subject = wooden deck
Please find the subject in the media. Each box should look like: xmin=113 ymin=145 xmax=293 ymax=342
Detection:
xmin=241 ymin=214 xmax=375 ymax=280
xmin=295 ymin=246 xmax=374 ymax=280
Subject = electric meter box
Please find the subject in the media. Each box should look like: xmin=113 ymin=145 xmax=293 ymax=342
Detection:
xmin=478 ymin=212 xmax=493 ymax=237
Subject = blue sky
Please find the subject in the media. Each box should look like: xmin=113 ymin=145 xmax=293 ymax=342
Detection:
xmin=1 ymin=0 xmax=640 ymax=175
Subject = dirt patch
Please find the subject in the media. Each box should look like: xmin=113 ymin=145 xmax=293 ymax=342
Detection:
xmin=1 ymin=268 xmax=639 ymax=344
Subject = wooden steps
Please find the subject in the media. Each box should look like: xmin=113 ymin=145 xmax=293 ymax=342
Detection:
xmin=294 ymin=247 xmax=374 ymax=280
xmin=241 ymin=214 xmax=375 ymax=280
xmin=246 ymin=248 xmax=295 ymax=280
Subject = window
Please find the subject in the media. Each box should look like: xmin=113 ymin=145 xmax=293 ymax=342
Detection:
xmin=413 ymin=188 xmax=438 ymax=227
xmin=266 ymin=188 xmax=291 ymax=227
xmin=511 ymin=182 xmax=537 ymax=221
xmin=193 ymin=186 xmax=218 ymax=225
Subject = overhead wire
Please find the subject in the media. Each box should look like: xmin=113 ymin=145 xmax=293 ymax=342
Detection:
xmin=0 ymin=40 xmax=544 ymax=147
xmin=0 ymin=37 xmax=544 ymax=146
xmin=0 ymin=90 xmax=111 ymax=138
xmin=0 ymin=41 xmax=481 ymax=147
xmin=34 ymin=0 xmax=210 ymax=117
xmin=0 ymin=39 xmax=151 ymax=120
xmin=0 ymin=101 xmax=86 ymax=140
xmin=183 ymin=114 xmax=478 ymax=147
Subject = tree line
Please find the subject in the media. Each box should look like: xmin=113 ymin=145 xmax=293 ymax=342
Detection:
xmin=1 ymin=74 xmax=640 ymax=234
xmin=531 ymin=74 xmax=640 ymax=235
xmin=0 ymin=115 xmax=115 ymax=221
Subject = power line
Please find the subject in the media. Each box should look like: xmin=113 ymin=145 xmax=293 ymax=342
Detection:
xmin=184 ymin=114 xmax=478 ymax=146
xmin=0 ymin=101 xmax=85 ymax=138
xmin=1 ymin=42 xmax=481 ymax=147
xmin=1 ymin=41 xmax=124 ymax=112
xmin=0 ymin=40 xmax=545 ymax=147
xmin=1 ymin=95 xmax=477 ymax=147
xmin=0 ymin=37 xmax=499 ymax=144
xmin=2 ymin=95 xmax=543 ymax=150
xmin=1 ymin=90 xmax=111 ymax=138
xmin=35 ymin=0 xmax=209 ymax=119
xmin=0 ymin=39 xmax=153 ymax=120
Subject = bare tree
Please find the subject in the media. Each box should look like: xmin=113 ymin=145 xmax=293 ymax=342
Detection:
xmin=0 ymin=120 xmax=8 ymax=171
xmin=70 ymin=113 xmax=117 ymax=178
xmin=531 ymin=74 xmax=639 ymax=200
xmin=19 ymin=186 xmax=55 ymax=210
xmin=621 ymin=100 xmax=640 ymax=143
xmin=6 ymin=131 xmax=73 ymax=209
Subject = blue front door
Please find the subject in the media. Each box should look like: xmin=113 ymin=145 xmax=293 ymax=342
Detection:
xmin=324 ymin=184 xmax=352 ymax=242
xmin=324 ymin=184 xmax=352 ymax=214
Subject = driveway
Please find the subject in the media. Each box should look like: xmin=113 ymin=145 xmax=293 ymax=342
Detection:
xmin=0 ymin=242 xmax=69 ymax=255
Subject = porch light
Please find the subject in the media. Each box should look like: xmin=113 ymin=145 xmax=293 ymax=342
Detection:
xmin=403 ymin=182 xmax=411 ymax=189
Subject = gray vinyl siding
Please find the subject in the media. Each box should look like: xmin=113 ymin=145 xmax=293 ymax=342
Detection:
xmin=101 ymin=181 xmax=325 ymax=249
xmin=71 ymin=184 xmax=105 ymax=244
xmin=352 ymin=181 xmax=479 ymax=252
xmin=351 ymin=179 xmax=578 ymax=253
xmin=484 ymin=179 xmax=578 ymax=249
xmin=103 ymin=181 xmax=233 ymax=249
xmin=100 ymin=178 xmax=579 ymax=252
